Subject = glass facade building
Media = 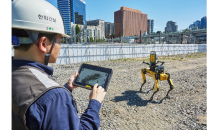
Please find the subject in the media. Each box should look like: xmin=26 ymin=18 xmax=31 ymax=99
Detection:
xmin=189 ymin=24 xmax=195 ymax=29
xmin=200 ymin=16 xmax=207 ymax=29
xmin=147 ymin=19 xmax=154 ymax=34
xmin=189 ymin=16 xmax=207 ymax=30
xmin=194 ymin=20 xmax=201 ymax=29
xmin=57 ymin=0 xmax=71 ymax=35
xmin=57 ymin=0 xmax=86 ymax=36
xmin=71 ymin=0 xmax=86 ymax=25
xmin=151 ymin=19 xmax=154 ymax=34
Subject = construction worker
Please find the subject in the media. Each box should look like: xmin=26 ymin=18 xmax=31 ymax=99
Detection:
xmin=12 ymin=0 xmax=106 ymax=129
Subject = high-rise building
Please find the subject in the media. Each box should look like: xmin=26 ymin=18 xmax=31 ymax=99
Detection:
xmin=71 ymin=0 xmax=86 ymax=25
xmin=57 ymin=0 xmax=86 ymax=35
xmin=105 ymin=22 xmax=114 ymax=37
xmin=147 ymin=19 xmax=154 ymax=34
xmin=200 ymin=16 xmax=207 ymax=29
xmin=87 ymin=19 xmax=105 ymax=39
xmin=114 ymin=6 xmax=148 ymax=37
xmin=189 ymin=24 xmax=195 ymax=29
xmin=57 ymin=0 xmax=71 ymax=35
xmin=194 ymin=20 xmax=201 ymax=29
xmin=165 ymin=21 xmax=178 ymax=32
xmin=189 ymin=20 xmax=201 ymax=30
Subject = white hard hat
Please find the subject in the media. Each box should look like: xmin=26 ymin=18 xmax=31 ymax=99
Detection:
xmin=12 ymin=0 xmax=70 ymax=41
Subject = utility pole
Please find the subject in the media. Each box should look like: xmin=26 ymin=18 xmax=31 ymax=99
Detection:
xmin=181 ymin=33 xmax=183 ymax=44
xmin=159 ymin=33 xmax=161 ymax=44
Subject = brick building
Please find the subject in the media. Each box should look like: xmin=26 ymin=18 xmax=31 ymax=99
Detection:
xmin=114 ymin=6 xmax=148 ymax=37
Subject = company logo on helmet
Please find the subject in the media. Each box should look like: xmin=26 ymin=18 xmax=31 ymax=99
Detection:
xmin=46 ymin=27 xmax=54 ymax=30
xmin=38 ymin=14 xmax=56 ymax=23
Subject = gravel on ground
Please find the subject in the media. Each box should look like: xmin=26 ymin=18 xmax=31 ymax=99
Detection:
xmin=49 ymin=52 xmax=207 ymax=130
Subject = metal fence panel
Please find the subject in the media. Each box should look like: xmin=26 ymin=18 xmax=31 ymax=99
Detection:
xmin=11 ymin=44 xmax=207 ymax=64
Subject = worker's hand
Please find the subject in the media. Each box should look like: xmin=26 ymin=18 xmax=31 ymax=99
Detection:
xmin=67 ymin=71 xmax=79 ymax=90
xmin=89 ymin=83 xmax=106 ymax=103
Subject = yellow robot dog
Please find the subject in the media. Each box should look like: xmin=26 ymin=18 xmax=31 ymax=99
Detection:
xmin=140 ymin=51 xmax=174 ymax=100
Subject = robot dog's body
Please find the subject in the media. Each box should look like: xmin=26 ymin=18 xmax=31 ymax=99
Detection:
xmin=140 ymin=51 xmax=174 ymax=100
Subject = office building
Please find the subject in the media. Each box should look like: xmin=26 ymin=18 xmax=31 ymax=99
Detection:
xmin=147 ymin=19 xmax=154 ymax=34
xmin=57 ymin=0 xmax=71 ymax=35
xmin=71 ymin=23 xmax=103 ymax=42
xmin=57 ymin=0 xmax=86 ymax=35
xmin=165 ymin=21 xmax=178 ymax=32
xmin=189 ymin=24 xmax=195 ymax=29
xmin=194 ymin=20 xmax=201 ymax=29
xmin=189 ymin=16 xmax=207 ymax=30
xmin=71 ymin=0 xmax=86 ymax=25
xmin=189 ymin=20 xmax=201 ymax=30
xmin=105 ymin=22 xmax=114 ymax=37
xmin=200 ymin=16 xmax=207 ymax=29
xmin=87 ymin=19 xmax=105 ymax=39
xmin=114 ymin=6 xmax=148 ymax=37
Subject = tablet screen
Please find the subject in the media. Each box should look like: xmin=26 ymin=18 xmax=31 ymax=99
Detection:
xmin=76 ymin=68 xmax=108 ymax=87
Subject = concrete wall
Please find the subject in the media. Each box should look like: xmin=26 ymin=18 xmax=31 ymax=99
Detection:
xmin=11 ymin=44 xmax=207 ymax=64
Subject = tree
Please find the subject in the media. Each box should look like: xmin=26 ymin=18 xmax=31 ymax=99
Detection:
xmin=90 ymin=36 xmax=94 ymax=42
xmin=76 ymin=24 xmax=80 ymax=42
xmin=182 ymin=28 xmax=189 ymax=32
xmin=156 ymin=31 xmax=162 ymax=34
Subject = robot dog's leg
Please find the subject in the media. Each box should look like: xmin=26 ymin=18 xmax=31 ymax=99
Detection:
xmin=152 ymin=84 xmax=155 ymax=90
xmin=165 ymin=88 xmax=173 ymax=98
xmin=140 ymin=81 xmax=146 ymax=92
xmin=165 ymin=73 xmax=174 ymax=98
xmin=150 ymin=88 xmax=159 ymax=101
xmin=140 ymin=69 xmax=146 ymax=92
xmin=150 ymin=79 xmax=159 ymax=100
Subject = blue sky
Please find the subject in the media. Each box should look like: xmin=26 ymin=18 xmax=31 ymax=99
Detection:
xmin=46 ymin=0 xmax=207 ymax=32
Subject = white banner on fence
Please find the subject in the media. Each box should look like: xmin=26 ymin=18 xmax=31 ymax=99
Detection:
xmin=11 ymin=44 xmax=207 ymax=64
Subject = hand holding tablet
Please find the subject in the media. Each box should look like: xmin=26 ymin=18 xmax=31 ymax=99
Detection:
xmin=67 ymin=71 xmax=79 ymax=90
xmin=73 ymin=63 xmax=113 ymax=92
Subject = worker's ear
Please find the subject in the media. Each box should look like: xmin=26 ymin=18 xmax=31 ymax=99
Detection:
xmin=37 ymin=36 xmax=48 ymax=53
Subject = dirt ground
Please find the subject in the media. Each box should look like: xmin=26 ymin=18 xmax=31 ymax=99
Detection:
xmin=51 ymin=52 xmax=207 ymax=130
xmin=96 ymin=54 xmax=207 ymax=130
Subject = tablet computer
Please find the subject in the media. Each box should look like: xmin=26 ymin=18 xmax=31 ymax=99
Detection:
xmin=73 ymin=63 xmax=113 ymax=91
